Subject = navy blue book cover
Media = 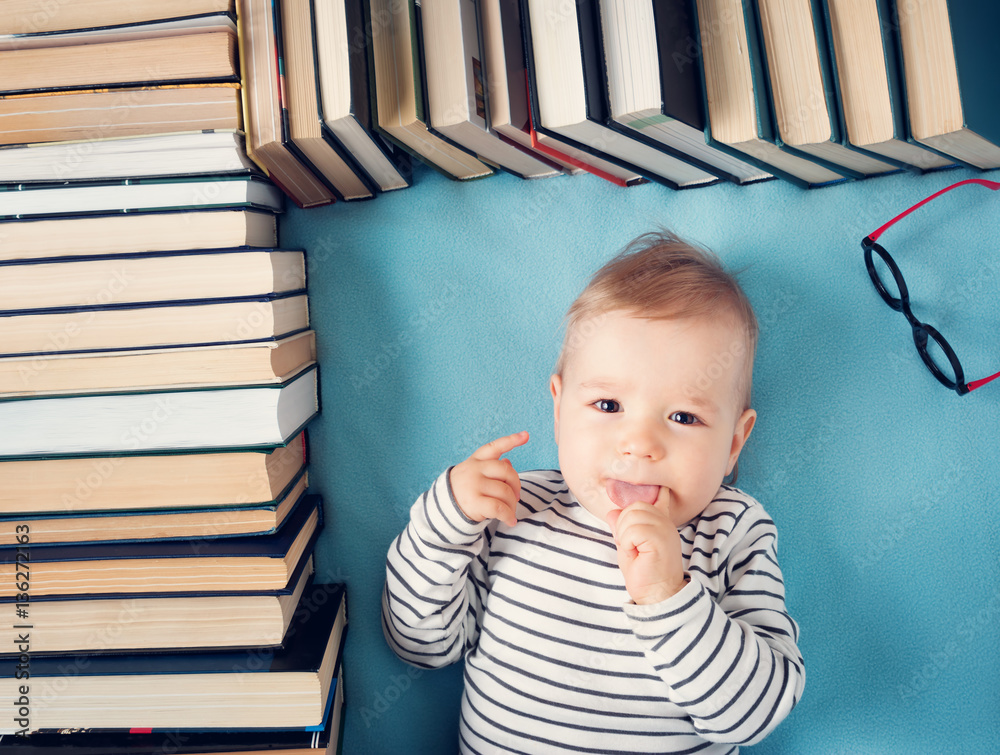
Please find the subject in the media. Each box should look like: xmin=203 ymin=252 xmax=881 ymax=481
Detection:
xmin=0 ymin=493 xmax=322 ymax=564
xmin=2 ymin=467 xmax=308 ymax=548
xmin=0 ymin=580 xmax=347 ymax=735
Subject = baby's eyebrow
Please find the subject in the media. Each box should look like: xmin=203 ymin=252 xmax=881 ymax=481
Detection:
xmin=677 ymin=391 xmax=721 ymax=413
xmin=577 ymin=379 xmax=623 ymax=392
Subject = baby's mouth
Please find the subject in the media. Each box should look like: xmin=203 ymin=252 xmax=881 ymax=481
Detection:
xmin=605 ymin=480 xmax=661 ymax=509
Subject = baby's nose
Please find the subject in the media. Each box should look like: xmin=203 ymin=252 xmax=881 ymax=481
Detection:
xmin=616 ymin=421 xmax=665 ymax=460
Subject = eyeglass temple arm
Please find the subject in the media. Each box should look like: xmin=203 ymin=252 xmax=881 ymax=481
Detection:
xmin=967 ymin=370 xmax=1000 ymax=393
xmin=867 ymin=179 xmax=1000 ymax=243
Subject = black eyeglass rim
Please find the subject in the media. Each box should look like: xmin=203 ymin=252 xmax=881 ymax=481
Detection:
xmin=862 ymin=236 xmax=908 ymax=311
xmin=861 ymin=237 xmax=968 ymax=395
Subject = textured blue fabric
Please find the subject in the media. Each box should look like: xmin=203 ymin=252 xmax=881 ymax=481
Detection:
xmin=281 ymin=162 xmax=1000 ymax=754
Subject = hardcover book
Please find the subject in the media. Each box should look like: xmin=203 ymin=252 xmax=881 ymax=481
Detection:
xmin=0 ymin=576 xmax=346 ymax=733
xmin=0 ymin=15 xmax=239 ymax=95
xmin=752 ymin=0 xmax=899 ymax=178
xmin=0 ymin=363 xmax=319 ymax=458
xmin=277 ymin=0 xmax=377 ymax=200
xmin=521 ymin=0 xmax=719 ymax=189
xmin=0 ymin=130 xmax=261 ymax=184
xmin=420 ymin=0 xmax=561 ymax=179
xmin=1 ymin=0 xmax=235 ymax=35
xmin=894 ymin=0 xmax=1000 ymax=169
xmin=691 ymin=0 xmax=849 ymax=188
xmin=0 ymin=555 xmax=316 ymax=655
xmin=0 ymin=492 xmax=324 ymax=597
xmin=0 ymin=208 xmax=277 ymax=263
xmin=0 ymin=466 xmax=308 ymax=546
xmin=0 ymin=660 xmax=343 ymax=750
xmin=818 ymin=0 xmax=956 ymax=173
xmin=313 ymin=0 xmax=413 ymax=192
xmin=597 ymin=0 xmax=773 ymax=185
xmin=0 ymin=249 xmax=305 ymax=313
xmin=366 ymin=0 xmax=494 ymax=180
xmin=0 ymin=84 xmax=243 ymax=147
xmin=237 ymin=0 xmax=336 ymax=207
xmin=478 ymin=0 xmax=579 ymax=174
xmin=1 ymin=331 xmax=316 ymax=397
xmin=0 ymin=175 xmax=284 ymax=220
xmin=0 ymin=431 xmax=307 ymax=515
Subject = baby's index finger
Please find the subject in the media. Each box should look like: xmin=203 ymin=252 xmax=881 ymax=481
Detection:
xmin=471 ymin=430 xmax=530 ymax=461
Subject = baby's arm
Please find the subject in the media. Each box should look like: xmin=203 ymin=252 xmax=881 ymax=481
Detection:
xmin=622 ymin=502 xmax=804 ymax=745
xmin=382 ymin=432 xmax=528 ymax=668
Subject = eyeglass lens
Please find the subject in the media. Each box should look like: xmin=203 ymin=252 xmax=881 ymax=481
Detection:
xmin=869 ymin=252 xmax=902 ymax=303
xmin=918 ymin=329 xmax=959 ymax=386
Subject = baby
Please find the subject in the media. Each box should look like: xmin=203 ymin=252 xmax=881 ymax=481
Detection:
xmin=383 ymin=230 xmax=804 ymax=753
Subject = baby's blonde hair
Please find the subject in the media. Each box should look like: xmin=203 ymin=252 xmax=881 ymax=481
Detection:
xmin=555 ymin=230 xmax=759 ymax=410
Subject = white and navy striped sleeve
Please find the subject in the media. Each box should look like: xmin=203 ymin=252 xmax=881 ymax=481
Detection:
xmin=622 ymin=494 xmax=804 ymax=745
xmin=382 ymin=468 xmax=492 ymax=669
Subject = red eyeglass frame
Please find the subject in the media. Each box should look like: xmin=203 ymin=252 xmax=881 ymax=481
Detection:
xmin=861 ymin=178 xmax=1000 ymax=395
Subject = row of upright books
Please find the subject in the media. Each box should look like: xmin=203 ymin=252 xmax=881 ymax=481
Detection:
xmin=0 ymin=2 xmax=347 ymax=753
xmin=245 ymin=0 xmax=999 ymax=197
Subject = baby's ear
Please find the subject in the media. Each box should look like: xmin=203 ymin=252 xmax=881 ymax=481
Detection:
xmin=726 ymin=408 xmax=756 ymax=475
xmin=549 ymin=374 xmax=563 ymax=444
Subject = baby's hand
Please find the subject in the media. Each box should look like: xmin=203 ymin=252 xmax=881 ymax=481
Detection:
xmin=449 ymin=431 xmax=529 ymax=528
xmin=606 ymin=498 xmax=688 ymax=605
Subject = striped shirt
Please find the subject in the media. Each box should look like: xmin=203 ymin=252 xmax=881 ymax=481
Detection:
xmin=382 ymin=469 xmax=804 ymax=754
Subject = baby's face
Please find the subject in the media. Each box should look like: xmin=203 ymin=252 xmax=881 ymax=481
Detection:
xmin=550 ymin=310 xmax=756 ymax=528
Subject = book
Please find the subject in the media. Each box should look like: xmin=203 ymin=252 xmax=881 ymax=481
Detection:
xmin=478 ymin=0 xmax=580 ymax=173
xmin=0 ymin=12 xmax=239 ymax=49
xmin=0 ymin=0 xmax=235 ymax=35
xmin=420 ymin=0 xmax=561 ymax=179
xmin=278 ymin=0 xmax=376 ymax=200
xmin=496 ymin=0 xmax=645 ymax=186
xmin=0 ymin=130 xmax=260 ymax=184
xmin=0 ymin=555 xmax=315 ymax=655
xmin=522 ymin=0 xmax=719 ymax=189
xmin=0 ymin=208 xmax=277 ymax=263
xmin=0 ymin=432 xmax=307 ymax=515
xmin=0 ymin=292 xmax=309 ymax=357
xmin=314 ymin=0 xmax=412 ymax=192
xmin=367 ymin=0 xmax=494 ymax=180
xmin=691 ymin=0 xmax=849 ymax=188
xmin=0 ymin=492 xmax=323 ymax=597
xmin=0 ymin=17 xmax=239 ymax=96
xmin=0 ymin=249 xmax=305 ymax=312
xmin=525 ymin=111 xmax=646 ymax=186
xmin=894 ymin=0 xmax=1000 ymax=170
xmin=0 ymin=363 xmax=318 ymax=458
xmin=482 ymin=0 xmax=648 ymax=184
xmin=0 ymin=465 xmax=308 ymax=546
xmin=237 ymin=0 xmax=336 ymax=208
xmin=0 ymin=175 xmax=283 ymax=220
xmin=1 ymin=330 xmax=316 ymax=397
xmin=598 ymin=0 xmax=773 ymax=185
xmin=753 ymin=0 xmax=898 ymax=178
xmin=0 ymin=84 xmax=243 ymax=147
xmin=0 ymin=576 xmax=345 ymax=733
xmin=818 ymin=0 xmax=955 ymax=173
xmin=0 ymin=660 xmax=343 ymax=750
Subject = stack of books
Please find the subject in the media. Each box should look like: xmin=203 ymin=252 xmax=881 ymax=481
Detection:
xmin=0 ymin=2 xmax=346 ymax=752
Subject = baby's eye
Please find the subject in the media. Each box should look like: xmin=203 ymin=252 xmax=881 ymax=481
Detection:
xmin=670 ymin=411 xmax=699 ymax=425
xmin=593 ymin=399 xmax=621 ymax=413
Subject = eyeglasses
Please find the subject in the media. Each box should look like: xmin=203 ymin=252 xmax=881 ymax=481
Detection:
xmin=861 ymin=178 xmax=1000 ymax=396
